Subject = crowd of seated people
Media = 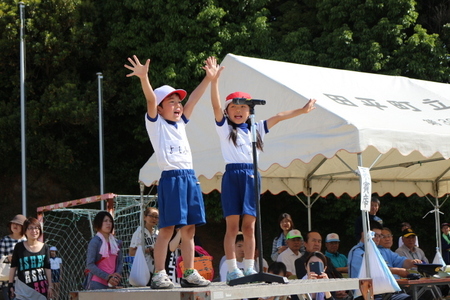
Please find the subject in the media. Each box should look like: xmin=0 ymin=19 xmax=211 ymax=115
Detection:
xmin=76 ymin=195 xmax=445 ymax=300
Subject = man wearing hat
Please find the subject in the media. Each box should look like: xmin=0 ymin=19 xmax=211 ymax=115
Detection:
xmin=276 ymin=229 xmax=303 ymax=278
xmin=395 ymin=228 xmax=428 ymax=266
xmin=398 ymin=222 xmax=419 ymax=248
xmin=324 ymin=233 xmax=348 ymax=273
xmin=441 ymin=223 xmax=450 ymax=264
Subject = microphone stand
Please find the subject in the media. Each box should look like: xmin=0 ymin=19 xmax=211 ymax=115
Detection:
xmin=228 ymin=104 xmax=288 ymax=286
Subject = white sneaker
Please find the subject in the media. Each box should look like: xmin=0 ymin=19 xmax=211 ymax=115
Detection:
xmin=151 ymin=271 xmax=174 ymax=289
xmin=180 ymin=269 xmax=210 ymax=287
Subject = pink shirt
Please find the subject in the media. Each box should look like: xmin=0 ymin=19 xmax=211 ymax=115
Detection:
xmin=92 ymin=247 xmax=117 ymax=285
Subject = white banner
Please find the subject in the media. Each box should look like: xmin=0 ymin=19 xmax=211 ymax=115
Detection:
xmin=358 ymin=166 xmax=372 ymax=211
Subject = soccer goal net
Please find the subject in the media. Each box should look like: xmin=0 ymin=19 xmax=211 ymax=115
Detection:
xmin=38 ymin=193 xmax=157 ymax=300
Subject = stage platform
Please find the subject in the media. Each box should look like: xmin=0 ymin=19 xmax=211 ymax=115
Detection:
xmin=69 ymin=278 xmax=372 ymax=300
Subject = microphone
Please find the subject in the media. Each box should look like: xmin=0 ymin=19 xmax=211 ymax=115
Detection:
xmin=232 ymin=98 xmax=266 ymax=105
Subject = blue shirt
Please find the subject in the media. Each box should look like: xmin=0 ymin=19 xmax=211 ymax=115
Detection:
xmin=325 ymin=250 xmax=347 ymax=268
xmin=348 ymin=242 xmax=364 ymax=278
xmin=347 ymin=241 xmax=407 ymax=279
xmin=378 ymin=245 xmax=407 ymax=279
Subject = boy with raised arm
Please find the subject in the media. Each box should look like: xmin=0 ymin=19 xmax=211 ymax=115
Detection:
xmin=124 ymin=55 xmax=215 ymax=289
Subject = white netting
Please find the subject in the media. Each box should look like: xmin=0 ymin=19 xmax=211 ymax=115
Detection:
xmin=42 ymin=195 xmax=157 ymax=300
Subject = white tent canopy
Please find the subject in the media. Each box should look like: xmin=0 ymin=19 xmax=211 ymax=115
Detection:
xmin=140 ymin=53 xmax=450 ymax=200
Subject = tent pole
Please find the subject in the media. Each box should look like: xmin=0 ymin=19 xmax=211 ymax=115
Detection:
xmin=436 ymin=196 xmax=442 ymax=255
xmin=362 ymin=211 xmax=371 ymax=278
xmin=308 ymin=195 xmax=312 ymax=231
xmin=358 ymin=153 xmax=371 ymax=278
xmin=416 ymin=183 xmax=444 ymax=254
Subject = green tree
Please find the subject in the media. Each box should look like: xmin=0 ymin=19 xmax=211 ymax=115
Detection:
xmin=0 ymin=0 xmax=100 ymax=214
xmin=0 ymin=0 xmax=276 ymax=216
xmin=1 ymin=0 xmax=449 ymax=225
xmin=270 ymin=0 xmax=450 ymax=82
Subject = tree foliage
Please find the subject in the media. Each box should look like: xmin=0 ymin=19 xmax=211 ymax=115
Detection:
xmin=0 ymin=0 xmax=449 ymax=235
xmin=0 ymin=0 xmax=101 ymax=211
xmin=269 ymin=0 xmax=450 ymax=81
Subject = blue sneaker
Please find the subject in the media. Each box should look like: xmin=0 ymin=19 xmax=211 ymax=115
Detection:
xmin=226 ymin=268 xmax=244 ymax=284
xmin=244 ymin=267 xmax=257 ymax=276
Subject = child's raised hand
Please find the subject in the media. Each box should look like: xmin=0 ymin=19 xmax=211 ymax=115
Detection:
xmin=124 ymin=55 xmax=150 ymax=79
xmin=203 ymin=56 xmax=224 ymax=80
xmin=302 ymin=98 xmax=317 ymax=114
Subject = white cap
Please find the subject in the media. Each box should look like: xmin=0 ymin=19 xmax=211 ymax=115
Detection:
xmin=286 ymin=229 xmax=303 ymax=240
xmin=154 ymin=85 xmax=187 ymax=105
xmin=325 ymin=233 xmax=340 ymax=242
xmin=50 ymin=246 xmax=58 ymax=251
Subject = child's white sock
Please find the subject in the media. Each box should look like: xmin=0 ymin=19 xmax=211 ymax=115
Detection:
xmin=226 ymin=259 xmax=238 ymax=271
xmin=244 ymin=258 xmax=255 ymax=270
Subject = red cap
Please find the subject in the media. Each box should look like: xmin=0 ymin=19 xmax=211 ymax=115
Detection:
xmin=225 ymin=91 xmax=252 ymax=107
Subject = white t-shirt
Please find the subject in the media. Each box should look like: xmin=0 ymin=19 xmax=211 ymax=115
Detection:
xmin=50 ymin=257 xmax=62 ymax=270
xmin=130 ymin=226 xmax=159 ymax=273
xmin=215 ymin=117 xmax=268 ymax=164
xmin=277 ymin=247 xmax=302 ymax=276
xmin=145 ymin=114 xmax=193 ymax=170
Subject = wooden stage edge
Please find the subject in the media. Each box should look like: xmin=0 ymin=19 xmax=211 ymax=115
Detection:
xmin=70 ymin=278 xmax=373 ymax=300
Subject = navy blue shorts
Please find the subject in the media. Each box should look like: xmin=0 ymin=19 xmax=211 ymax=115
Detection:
xmin=157 ymin=169 xmax=206 ymax=228
xmin=221 ymin=163 xmax=260 ymax=217
xmin=51 ymin=269 xmax=61 ymax=283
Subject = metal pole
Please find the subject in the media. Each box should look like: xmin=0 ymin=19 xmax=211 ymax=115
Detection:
xmin=436 ymin=197 xmax=442 ymax=254
xmin=357 ymin=153 xmax=371 ymax=278
xmin=97 ymin=72 xmax=105 ymax=211
xmin=19 ymin=2 xmax=27 ymax=216
xmin=249 ymin=112 xmax=264 ymax=274
xmin=307 ymin=195 xmax=312 ymax=231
